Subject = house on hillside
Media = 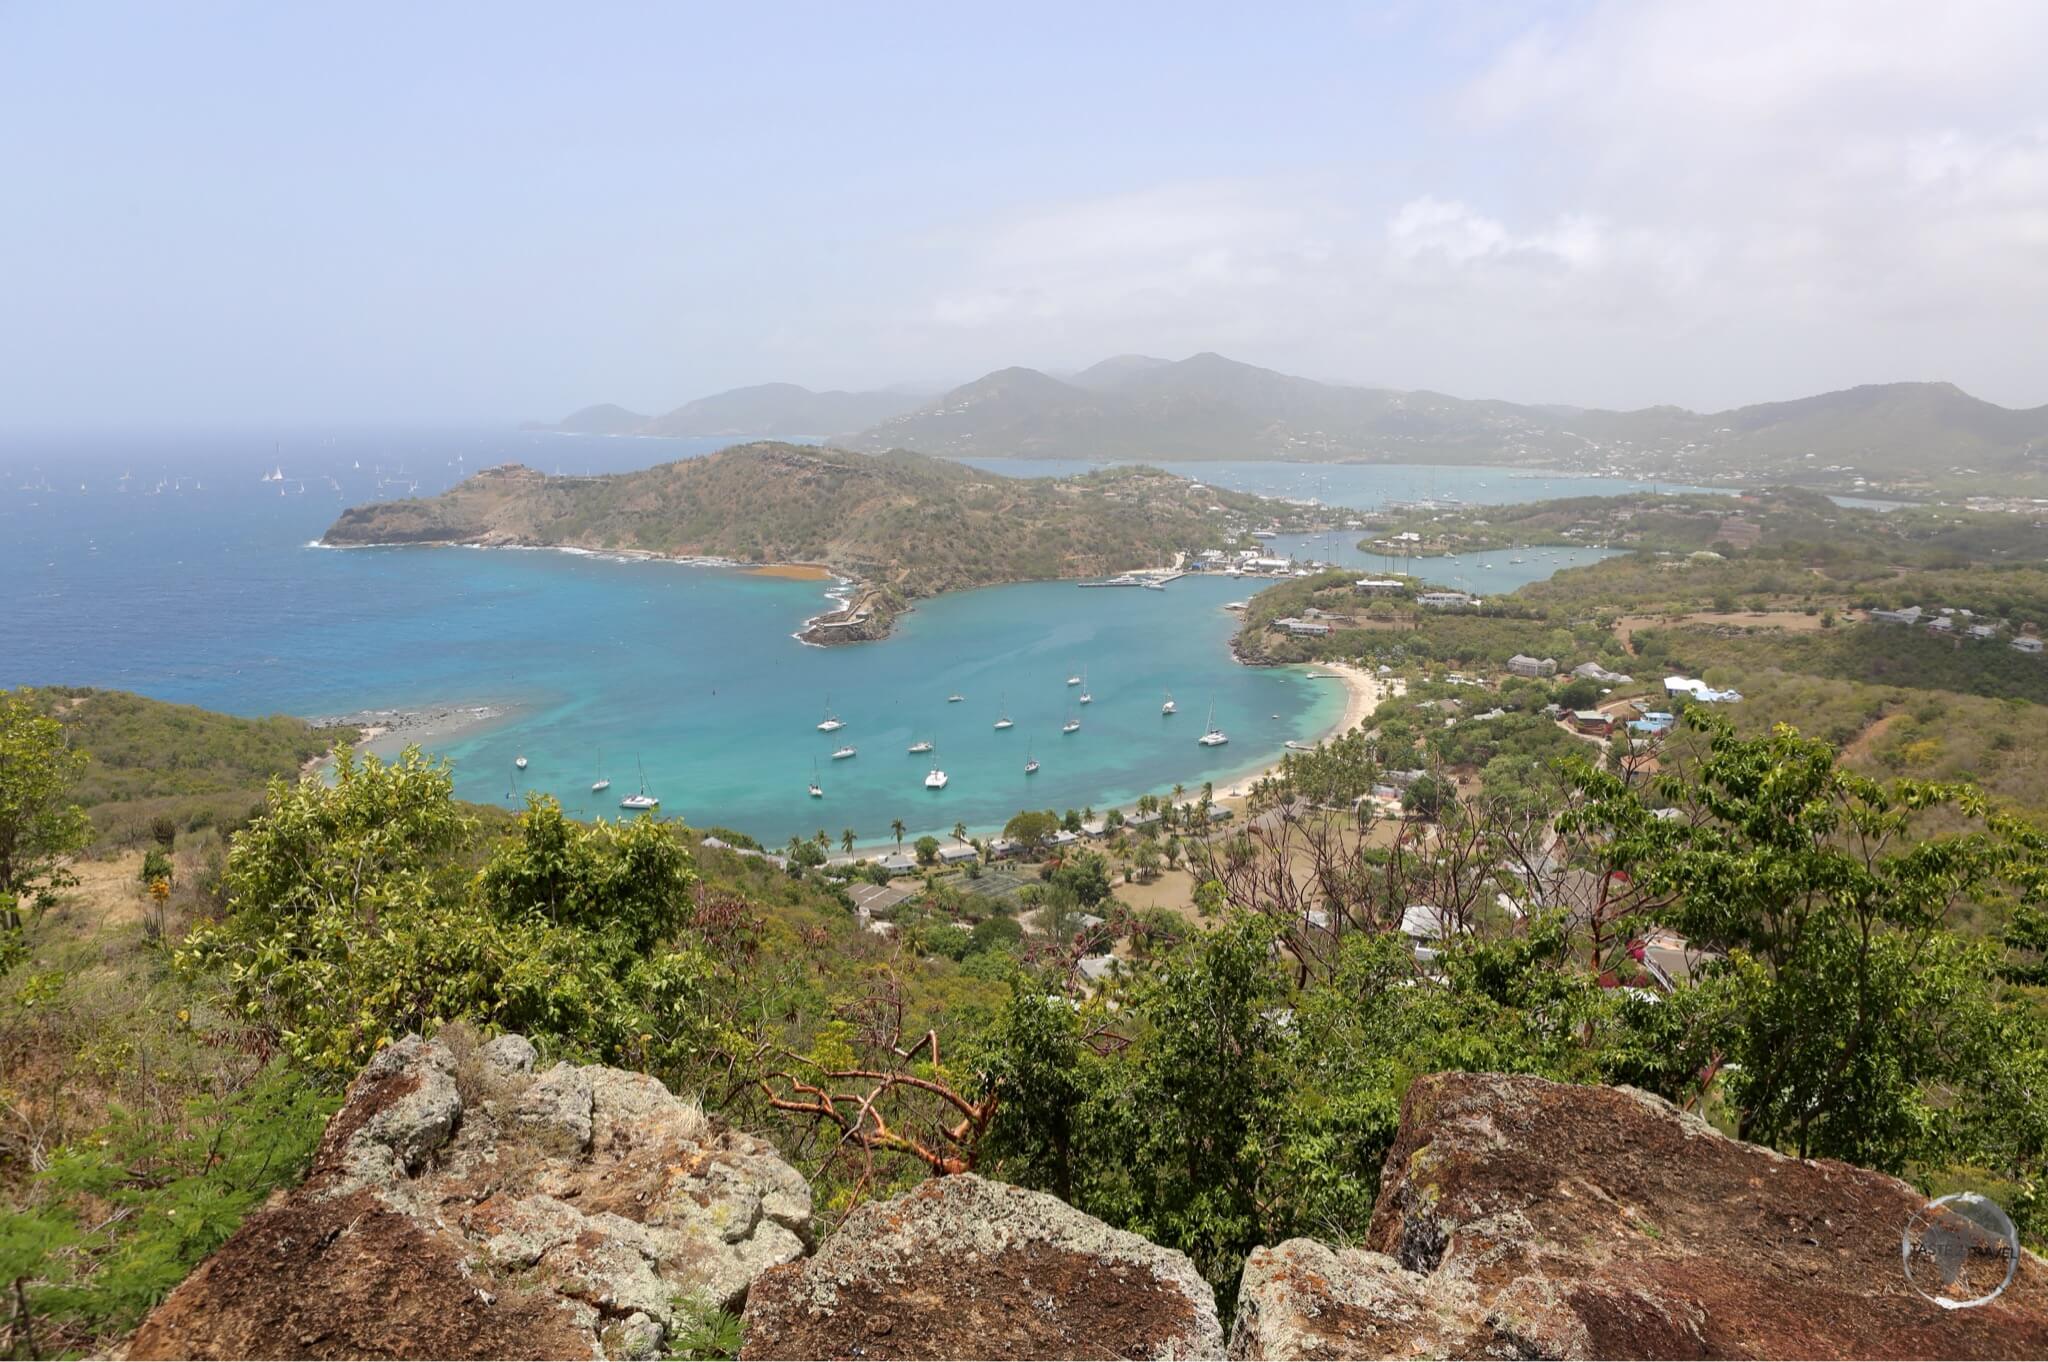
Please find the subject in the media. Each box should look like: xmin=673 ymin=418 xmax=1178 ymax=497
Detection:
xmin=1418 ymin=591 xmax=1474 ymax=609
xmin=1354 ymin=578 xmax=1406 ymax=594
xmin=1870 ymin=605 xmax=1924 ymax=625
xmin=1573 ymin=661 xmax=1634 ymax=683
xmin=1274 ymin=616 xmax=1333 ymax=637
xmin=2014 ymin=636 xmax=2044 ymax=655
xmin=1507 ymin=654 xmax=1559 ymax=678
xmin=1571 ymin=710 xmax=1616 ymax=736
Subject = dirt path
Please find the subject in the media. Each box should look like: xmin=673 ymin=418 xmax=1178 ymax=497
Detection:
xmin=1839 ymin=711 xmax=1900 ymax=765
xmin=1613 ymin=609 xmax=1847 ymax=655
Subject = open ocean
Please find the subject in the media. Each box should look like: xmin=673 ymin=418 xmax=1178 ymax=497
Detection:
xmin=2 ymin=428 xmax=1702 ymax=844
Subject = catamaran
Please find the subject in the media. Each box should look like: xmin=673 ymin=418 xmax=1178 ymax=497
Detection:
xmin=993 ymin=695 xmax=1014 ymax=730
xmin=1198 ymin=703 xmax=1229 ymax=747
xmin=831 ymin=745 xmax=857 ymax=760
xmin=816 ymin=698 xmax=845 ymax=733
xmin=1162 ymin=691 xmax=1178 ymax=715
xmin=908 ymin=737 xmax=934 ymax=754
xmin=620 ymin=762 xmax=659 ymax=810
xmin=924 ymin=745 xmax=948 ymax=789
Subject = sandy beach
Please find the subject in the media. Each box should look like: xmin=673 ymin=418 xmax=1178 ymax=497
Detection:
xmin=1205 ymin=662 xmax=1387 ymax=815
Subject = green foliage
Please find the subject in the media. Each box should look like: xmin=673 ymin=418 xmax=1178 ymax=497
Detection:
xmin=914 ymin=834 xmax=940 ymax=867
xmin=1002 ymin=809 xmax=1059 ymax=855
xmin=13 ymin=1065 xmax=335 ymax=1345
xmin=664 ymin=1297 xmax=744 ymax=1360
xmin=0 ymin=689 xmax=92 ymax=910
xmin=181 ymin=749 xmax=714 ymax=1077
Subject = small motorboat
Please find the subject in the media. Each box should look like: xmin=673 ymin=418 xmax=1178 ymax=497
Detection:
xmin=908 ymin=738 xmax=934 ymax=753
xmin=831 ymin=745 xmax=857 ymax=760
xmin=947 ymin=693 xmax=964 ymax=703
xmin=514 ymin=755 xmax=528 ymax=770
xmin=1062 ymin=715 xmax=1081 ymax=734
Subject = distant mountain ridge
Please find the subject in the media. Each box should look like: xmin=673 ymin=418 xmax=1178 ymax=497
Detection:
xmin=529 ymin=385 xmax=919 ymax=439
xmin=841 ymin=356 xmax=2048 ymax=489
xmin=538 ymin=357 xmax=2048 ymax=490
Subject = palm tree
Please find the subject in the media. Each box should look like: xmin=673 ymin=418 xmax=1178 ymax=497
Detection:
xmin=841 ymin=828 xmax=857 ymax=856
xmin=814 ymin=829 xmax=830 ymax=849
xmin=952 ymin=820 xmax=968 ymax=844
xmin=891 ymin=817 xmax=907 ymax=847
xmin=786 ymin=835 xmax=803 ymax=859
xmin=1172 ymin=782 xmax=1186 ymax=807
xmin=1201 ymin=780 xmax=1213 ymax=805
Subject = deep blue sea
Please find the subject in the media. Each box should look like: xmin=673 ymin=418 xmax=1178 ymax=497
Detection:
xmin=2 ymin=428 xmax=1696 ymax=845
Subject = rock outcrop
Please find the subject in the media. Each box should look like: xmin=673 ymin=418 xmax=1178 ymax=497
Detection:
xmin=127 ymin=1033 xmax=812 ymax=1361
xmin=1230 ymin=1072 xmax=2048 ymax=1360
xmin=739 ymin=1173 xmax=1225 ymax=1360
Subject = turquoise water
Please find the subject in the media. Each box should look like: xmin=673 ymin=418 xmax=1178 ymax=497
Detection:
xmin=3 ymin=428 xmax=1650 ymax=845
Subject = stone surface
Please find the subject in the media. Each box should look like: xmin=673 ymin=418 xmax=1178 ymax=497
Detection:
xmin=126 ymin=1034 xmax=813 ymax=1361
xmin=740 ymin=1173 xmax=1225 ymax=1360
xmin=1231 ymin=1073 xmax=2048 ymax=1360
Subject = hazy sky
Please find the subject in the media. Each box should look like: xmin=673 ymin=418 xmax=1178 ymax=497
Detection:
xmin=4 ymin=1 xmax=2045 ymax=424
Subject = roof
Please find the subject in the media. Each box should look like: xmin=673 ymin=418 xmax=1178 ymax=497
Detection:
xmin=1400 ymin=903 xmax=1451 ymax=940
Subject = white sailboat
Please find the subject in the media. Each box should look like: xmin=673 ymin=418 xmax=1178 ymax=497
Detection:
xmin=1066 ymin=672 xmax=1082 ymax=686
xmin=816 ymin=697 xmax=844 ymax=733
xmin=831 ymin=744 xmax=857 ymax=760
xmin=924 ymin=743 xmax=948 ymax=789
xmin=1162 ymin=691 xmax=1178 ymax=715
xmin=993 ymin=694 xmax=1014 ymax=730
xmin=1025 ymin=744 xmax=1039 ymax=775
xmin=1077 ymin=668 xmax=1092 ymax=704
xmin=514 ymin=755 xmax=528 ymax=770
xmin=809 ymin=760 xmax=823 ymax=798
xmin=620 ymin=761 xmax=659 ymax=810
xmin=1198 ymin=703 xmax=1229 ymax=747
xmin=591 ymin=768 xmax=611 ymax=792
xmin=908 ymin=737 xmax=934 ymax=754
xmin=1062 ymin=710 xmax=1081 ymax=734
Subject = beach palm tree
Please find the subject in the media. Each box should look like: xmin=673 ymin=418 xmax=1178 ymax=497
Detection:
xmin=841 ymin=828 xmax=856 ymax=855
xmin=786 ymin=835 xmax=802 ymax=860
xmin=1172 ymin=782 xmax=1186 ymax=806
xmin=891 ymin=817 xmax=906 ymax=847
xmin=814 ymin=829 xmax=829 ymax=849
xmin=952 ymin=820 xmax=968 ymax=844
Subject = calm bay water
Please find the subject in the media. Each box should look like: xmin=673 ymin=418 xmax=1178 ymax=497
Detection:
xmin=4 ymin=427 xmax=1651 ymax=844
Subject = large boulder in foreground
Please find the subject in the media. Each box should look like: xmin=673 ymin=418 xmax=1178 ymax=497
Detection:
xmin=740 ymin=1173 xmax=1224 ymax=1360
xmin=1231 ymin=1072 xmax=2048 ymax=1360
xmin=127 ymin=1033 xmax=812 ymax=1360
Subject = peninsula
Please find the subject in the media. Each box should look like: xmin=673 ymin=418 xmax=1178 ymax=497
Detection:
xmin=320 ymin=442 xmax=1306 ymax=643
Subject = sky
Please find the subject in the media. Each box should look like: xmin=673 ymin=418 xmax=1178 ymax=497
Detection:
xmin=3 ymin=0 xmax=2045 ymax=425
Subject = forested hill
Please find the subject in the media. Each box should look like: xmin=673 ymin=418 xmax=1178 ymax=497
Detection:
xmin=321 ymin=442 xmax=1292 ymax=606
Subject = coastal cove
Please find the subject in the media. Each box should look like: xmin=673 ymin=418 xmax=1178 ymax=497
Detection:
xmin=7 ymin=427 xmax=1635 ymax=845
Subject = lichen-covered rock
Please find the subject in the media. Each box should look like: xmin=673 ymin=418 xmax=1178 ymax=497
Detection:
xmin=1231 ymin=1073 xmax=2048 ymax=1360
xmin=740 ymin=1173 xmax=1224 ymax=1360
xmin=126 ymin=1034 xmax=813 ymax=1361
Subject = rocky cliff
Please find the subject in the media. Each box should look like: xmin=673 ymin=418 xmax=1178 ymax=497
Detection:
xmin=125 ymin=1033 xmax=811 ymax=1360
xmin=129 ymin=1048 xmax=2047 ymax=1360
xmin=1229 ymin=1072 xmax=2048 ymax=1360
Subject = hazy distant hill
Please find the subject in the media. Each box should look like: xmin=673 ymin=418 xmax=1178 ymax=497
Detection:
xmin=532 ymin=403 xmax=649 ymax=436
xmin=638 ymin=383 xmax=921 ymax=438
xmin=840 ymin=355 xmax=2048 ymax=489
xmin=322 ymin=443 xmax=1297 ymax=640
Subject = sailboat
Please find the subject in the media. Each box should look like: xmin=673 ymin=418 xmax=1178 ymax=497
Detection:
xmin=993 ymin=694 xmax=1014 ymax=730
xmin=1198 ymin=703 xmax=1229 ymax=747
xmin=1162 ymin=691 xmax=1178 ymax=715
xmin=591 ymin=762 xmax=611 ymax=792
xmin=924 ymin=743 xmax=948 ymax=789
xmin=831 ymin=744 xmax=857 ymax=760
xmin=1062 ymin=710 xmax=1081 ymax=734
xmin=620 ymin=761 xmax=659 ymax=810
xmin=816 ymin=698 xmax=845 ymax=733
xmin=514 ymin=755 xmax=528 ymax=770
xmin=1077 ymin=668 xmax=1092 ymax=704
xmin=809 ymin=760 xmax=823 ymax=798
xmin=1066 ymin=672 xmax=1082 ymax=686
xmin=907 ymin=737 xmax=934 ymax=754
xmin=1024 ymin=746 xmax=1040 ymax=774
